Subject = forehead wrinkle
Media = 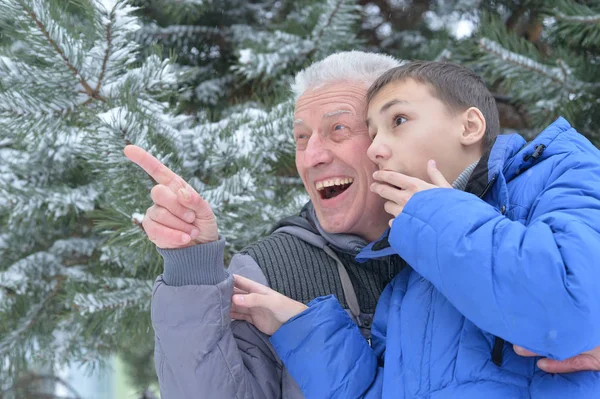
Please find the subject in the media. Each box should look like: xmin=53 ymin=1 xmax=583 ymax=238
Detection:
xmin=323 ymin=109 xmax=353 ymax=119
xmin=294 ymin=84 xmax=368 ymax=115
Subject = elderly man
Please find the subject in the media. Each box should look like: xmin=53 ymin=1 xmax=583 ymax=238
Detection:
xmin=125 ymin=51 xmax=600 ymax=398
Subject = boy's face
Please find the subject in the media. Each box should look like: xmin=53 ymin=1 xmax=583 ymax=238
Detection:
xmin=366 ymin=78 xmax=475 ymax=184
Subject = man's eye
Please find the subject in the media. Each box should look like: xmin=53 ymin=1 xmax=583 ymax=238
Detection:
xmin=394 ymin=116 xmax=407 ymax=127
xmin=333 ymin=124 xmax=346 ymax=131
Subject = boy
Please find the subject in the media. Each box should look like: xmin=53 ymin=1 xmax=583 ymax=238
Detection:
xmin=230 ymin=61 xmax=600 ymax=398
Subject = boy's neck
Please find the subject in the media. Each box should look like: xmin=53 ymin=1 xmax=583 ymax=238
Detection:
xmin=446 ymin=151 xmax=483 ymax=186
xmin=452 ymin=160 xmax=479 ymax=191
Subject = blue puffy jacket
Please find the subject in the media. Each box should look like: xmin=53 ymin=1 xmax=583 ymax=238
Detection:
xmin=270 ymin=117 xmax=600 ymax=399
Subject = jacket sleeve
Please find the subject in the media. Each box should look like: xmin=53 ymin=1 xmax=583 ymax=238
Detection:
xmin=152 ymin=239 xmax=284 ymax=399
xmin=390 ymin=150 xmax=600 ymax=360
xmin=269 ymin=286 xmax=395 ymax=399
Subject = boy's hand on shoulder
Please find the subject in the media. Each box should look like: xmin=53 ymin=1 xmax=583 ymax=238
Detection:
xmin=230 ymin=275 xmax=308 ymax=336
xmin=371 ymin=160 xmax=451 ymax=227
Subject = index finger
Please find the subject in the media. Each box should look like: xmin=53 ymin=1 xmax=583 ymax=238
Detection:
xmin=373 ymin=170 xmax=418 ymax=189
xmin=233 ymin=274 xmax=271 ymax=295
xmin=124 ymin=145 xmax=180 ymax=186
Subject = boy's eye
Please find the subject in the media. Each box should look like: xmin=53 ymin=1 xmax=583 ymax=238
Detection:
xmin=368 ymin=131 xmax=377 ymax=141
xmin=394 ymin=116 xmax=407 ymax=127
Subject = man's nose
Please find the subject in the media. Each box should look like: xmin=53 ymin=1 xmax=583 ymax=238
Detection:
xmin=367 ymin=138 xmax=391 ymax=166
xmin=304 ymin=133 xmax=333 ymax=168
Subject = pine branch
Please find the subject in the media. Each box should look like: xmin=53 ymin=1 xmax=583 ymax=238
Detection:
xmin=0 ymin=276 xmax=63 ymax=356
xmin=19 ymin=1 xmax=106 ymax=103
xmin=479 ymin=37 xmax=600 ymax=92
xmin=0 ymin=138 xmax=14 ymax=148
xmin=311 ymin=0 xmax=344 ymax=43
xmin=549 ymin=1 xmax=600 ymax=51
xmin=95 ymin=8 xmax=114 ymax=96
xmin=134 ymin=24 xmax=222 ymax=47
xmin=309 ymin=0 xmax=361 ymax=59
xmin=555 ymin=12 xmax=600 ymax=24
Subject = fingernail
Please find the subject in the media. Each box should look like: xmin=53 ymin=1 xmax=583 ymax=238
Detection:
xmin=373 ymin=171 xmax=378 ymax=178
xmin=537 ymin=359 xmax=548 ymax=368
xmin=429 ymin=160 xmax=436 ymax=168
xmin=234 ymin=295 xmax=244 ymax=303
xmin=179 ymin=188 xmax=191 ymax=201
xmin=181 ymin=234 xmax=191 ymax=244
xmin=183 ymin=210 xmax=195 ymax=223
xmin=190 ymin=228 xmax=199 ymax=239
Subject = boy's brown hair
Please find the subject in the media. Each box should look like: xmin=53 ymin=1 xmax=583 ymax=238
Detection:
xmin=366 ymin=61 xmax=500 ymax=150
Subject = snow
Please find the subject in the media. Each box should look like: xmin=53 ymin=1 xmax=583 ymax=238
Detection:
xmin=97 ymin=107 xmax=127 ymax=125
xmin=479 ymin=38 xmax=567 ymax=84
xmin=556 ymin=12 xmax=600 ymax=23
xmin=376 ymin=23 xmax=392 ymax=39
xmin=239 ymin=49 xmax=253 ymax=64
xmin=453 ymin=19 xmax=475 ymax=39
xmin=132 ymin=212 xmax=145 ymax=224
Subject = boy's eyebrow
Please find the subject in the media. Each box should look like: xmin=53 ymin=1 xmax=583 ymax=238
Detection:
xmin=366 ymin=100 xmax=410 ymax=128
xmin=380 ymin=99 xmax=410 ymax=114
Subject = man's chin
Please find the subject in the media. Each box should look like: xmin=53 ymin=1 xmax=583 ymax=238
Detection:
xmin=315 ymin=210 xmax=356 ymax=235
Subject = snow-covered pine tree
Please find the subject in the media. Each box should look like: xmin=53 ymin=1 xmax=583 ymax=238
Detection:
xmin=0 ymin=0 xmax=368 ymax=392
xmin=0 ymin=0 xmax=180 ymax=392
xmin=452 ymin=0 xmax=600 ymax=143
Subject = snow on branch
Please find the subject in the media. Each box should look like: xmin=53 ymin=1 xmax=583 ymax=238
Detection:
xmin=555 ymin=12 xmax=600 ymax=24
xmin=479 ymin=38 xmax=600 ymax=91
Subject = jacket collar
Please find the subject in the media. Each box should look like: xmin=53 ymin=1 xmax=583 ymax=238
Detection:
xmin=272 ymin=202 xmax=369 ymax=255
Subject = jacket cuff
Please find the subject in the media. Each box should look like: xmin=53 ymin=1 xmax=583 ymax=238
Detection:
xmin=157 ymin=238 xmax=228 ymax=286
xmin=270 ymin=295 xmax=349 ymax=356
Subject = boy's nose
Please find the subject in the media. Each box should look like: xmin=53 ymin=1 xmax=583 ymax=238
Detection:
xmin=367 ymin=139 xmax=392 ymax=167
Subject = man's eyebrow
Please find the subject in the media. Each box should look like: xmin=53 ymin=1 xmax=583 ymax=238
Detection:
xmin=323 ymin=109 xmax=352 ymax=119
xmin=293 ymin=119 xmax=304 ymax=126
xmin=380 ymin=99 xmax=410 ymax=114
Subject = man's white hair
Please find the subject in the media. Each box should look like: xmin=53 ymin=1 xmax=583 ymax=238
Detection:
xmin=291 ymin=51 xmax=402 ymax=99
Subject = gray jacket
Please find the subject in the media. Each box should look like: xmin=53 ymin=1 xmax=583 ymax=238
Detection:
xmin=151 ymin=204 xmax=402 ymax=398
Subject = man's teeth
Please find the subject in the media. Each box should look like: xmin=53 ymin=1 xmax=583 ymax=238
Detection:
xmin=316 ymin=177 xmax=354 ymax=191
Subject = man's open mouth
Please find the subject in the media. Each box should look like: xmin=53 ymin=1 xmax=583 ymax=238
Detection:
xmin=316 ymin=178 xmax=354 ymax=200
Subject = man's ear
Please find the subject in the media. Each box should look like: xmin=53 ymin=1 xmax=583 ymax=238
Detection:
xmin=459 ymin=107 xmax=486 ymax=148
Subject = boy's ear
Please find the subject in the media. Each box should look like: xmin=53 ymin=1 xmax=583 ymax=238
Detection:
xmin=460 ymin=107 xmax=486 ymax=147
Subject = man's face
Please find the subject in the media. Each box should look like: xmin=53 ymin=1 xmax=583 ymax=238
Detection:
xmin=366 ymin=78 xmax=468 ymax=183
xmin=294 ymin=81 xmax=389 ymax=242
